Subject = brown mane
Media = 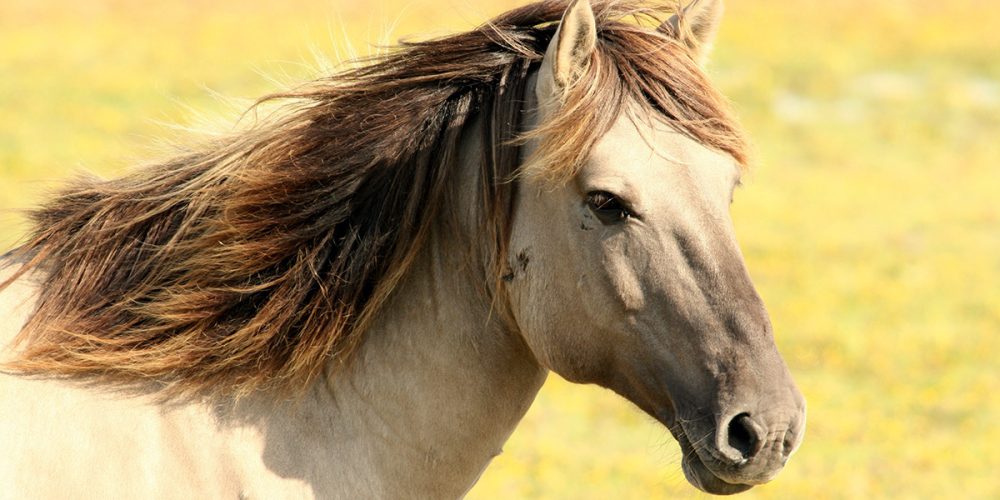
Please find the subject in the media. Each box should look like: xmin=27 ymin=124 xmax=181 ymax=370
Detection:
xmin=0 ymin=0 xmax=748 ymax=398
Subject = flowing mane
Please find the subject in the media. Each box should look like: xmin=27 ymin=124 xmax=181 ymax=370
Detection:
xmin=0 ymin=0 xmax=748 ymax=398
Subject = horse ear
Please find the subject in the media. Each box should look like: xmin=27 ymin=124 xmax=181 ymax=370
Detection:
xmin=661 ymin=0 xmax=724 ymax=66
xmin=537 ymin=0 xmax=597 ymax=102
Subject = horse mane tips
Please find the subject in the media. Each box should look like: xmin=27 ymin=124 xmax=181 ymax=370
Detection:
xmin=1 ymin=0 xmax=749 ymax=398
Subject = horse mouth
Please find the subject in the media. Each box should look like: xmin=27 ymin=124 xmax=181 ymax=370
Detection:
xmin=672 ymin=425 xmax=754 ymax=495
xmin=680 ymin=449 xmax=753 ymax=495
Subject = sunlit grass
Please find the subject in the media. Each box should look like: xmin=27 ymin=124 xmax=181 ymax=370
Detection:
xmin=1 ymin=1 xmax=997 ymax=498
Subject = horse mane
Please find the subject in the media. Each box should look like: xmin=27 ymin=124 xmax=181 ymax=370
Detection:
xmin=0 ymin=0 xmax=748 ymax=398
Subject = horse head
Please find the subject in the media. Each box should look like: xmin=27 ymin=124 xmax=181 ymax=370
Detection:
xmin=507 ymin=0 xmax=806 ymax=493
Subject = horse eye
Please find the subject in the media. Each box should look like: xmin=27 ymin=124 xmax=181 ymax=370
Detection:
xmin=585 ymin=190 xmax=632 ymax=225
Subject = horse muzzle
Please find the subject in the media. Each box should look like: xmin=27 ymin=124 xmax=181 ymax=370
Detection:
xmin=673 ymin=398 xmax=807 ymax=495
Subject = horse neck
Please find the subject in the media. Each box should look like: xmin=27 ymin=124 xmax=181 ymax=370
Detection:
xmin=248 ymin=116 xmax=547 ymax=497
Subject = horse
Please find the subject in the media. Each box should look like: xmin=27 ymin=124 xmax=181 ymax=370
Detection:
xmin=0 ymin=0 xmax=805 ymax=497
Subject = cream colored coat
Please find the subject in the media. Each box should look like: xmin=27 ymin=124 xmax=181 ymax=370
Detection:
xmin=0 ymin=234 xmax=547 ymax=498
xmin=0 ymin=1 xmax=805 ymax=497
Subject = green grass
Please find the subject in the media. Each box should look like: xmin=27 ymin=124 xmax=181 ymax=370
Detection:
xmin=2 ymin=1 xmax=998 ymax=498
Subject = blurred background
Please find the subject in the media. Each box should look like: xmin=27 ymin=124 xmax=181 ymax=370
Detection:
xmin=1 ymin=0 xmax=997 ymax=497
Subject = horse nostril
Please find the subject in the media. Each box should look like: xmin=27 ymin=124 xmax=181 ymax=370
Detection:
xmin=727 ymin=413 xmax=763 ymax=460
xmin=782 ymin=427 xmax=795 ymax=457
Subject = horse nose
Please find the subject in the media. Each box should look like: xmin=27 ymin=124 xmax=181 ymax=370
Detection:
xmin=718 ymin=412 xmax=766 ymax=463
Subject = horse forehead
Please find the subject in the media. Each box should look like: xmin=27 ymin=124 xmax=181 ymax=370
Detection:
xmin=588 ymin=114 xmax=738 ymax=192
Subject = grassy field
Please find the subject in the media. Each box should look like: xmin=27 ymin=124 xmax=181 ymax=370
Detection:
xmin=2 ymin=0 xmax=998 ymax=498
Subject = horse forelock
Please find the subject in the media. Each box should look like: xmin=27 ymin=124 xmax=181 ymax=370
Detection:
xmin=1 ymin=0 xmax=749 ymax=399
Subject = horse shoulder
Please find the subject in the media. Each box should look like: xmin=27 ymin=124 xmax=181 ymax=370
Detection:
xmin=0 ymin=265 xmax=319 ymax=498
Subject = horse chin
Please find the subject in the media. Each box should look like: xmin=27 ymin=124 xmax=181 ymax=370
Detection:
xmin=681 ymin=452 xmax=754 ymax=495
xmin=646 ymin=404 xmax=754 ymax=495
